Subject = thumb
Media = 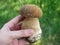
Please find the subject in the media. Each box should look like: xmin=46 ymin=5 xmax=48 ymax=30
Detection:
xmin=10 ymin=29 xmax=33 ymax=39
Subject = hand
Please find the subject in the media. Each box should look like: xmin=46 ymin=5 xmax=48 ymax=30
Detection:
xmin=0 ymin=15 xmax=33 ymax=45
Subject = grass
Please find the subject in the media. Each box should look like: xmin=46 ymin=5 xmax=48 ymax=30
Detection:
xmin=0 ymin=0 xmax=60 ymax=45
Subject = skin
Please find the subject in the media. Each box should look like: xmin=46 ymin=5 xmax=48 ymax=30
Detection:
xmin=0 ymin=15 xmax=33 ymax=45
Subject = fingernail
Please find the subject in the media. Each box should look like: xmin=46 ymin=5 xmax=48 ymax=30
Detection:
xmin=27 ymin=29 xmax=33 ymax=34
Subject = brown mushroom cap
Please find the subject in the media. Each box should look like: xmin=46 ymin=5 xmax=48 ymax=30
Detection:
xmin=20 ymin=4 xmax=43 ymax=18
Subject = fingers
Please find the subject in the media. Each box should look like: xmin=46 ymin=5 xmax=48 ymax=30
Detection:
xmin=18 ymin=40 xmax=29 ymax=45
xmin=1 ymin=15 xmax=25 ymax=30
xmin=10 ymin=23 xmax=22 ymax=31
xmin=13 ymin=39 xmax=29 ymax=45
xmin=13 ymin=39 xmax=18 ymax=45
xmin=10 ymin=29 xmax=33 ymax=38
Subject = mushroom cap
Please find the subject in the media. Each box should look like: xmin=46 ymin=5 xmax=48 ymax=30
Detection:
xmin=20 ymin=4 xmax=43 ymax=18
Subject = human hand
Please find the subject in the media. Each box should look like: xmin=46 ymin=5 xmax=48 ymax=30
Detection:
xmin=0 ymin=15 xmax=33 ymax=45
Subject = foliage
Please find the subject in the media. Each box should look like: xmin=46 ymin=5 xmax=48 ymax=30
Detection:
xmin=0 ymin=0 xmax=60 ymax=45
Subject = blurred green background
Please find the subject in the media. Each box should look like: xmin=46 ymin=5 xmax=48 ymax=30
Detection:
xmin=0 ymin=0 xmax=60 ymax=45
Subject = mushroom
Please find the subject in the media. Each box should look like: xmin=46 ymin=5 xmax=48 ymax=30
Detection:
xmin=20 ymin=4 xmax=43 ymax=18
xmin=20 ymin=4 xmax=43 ymax=43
